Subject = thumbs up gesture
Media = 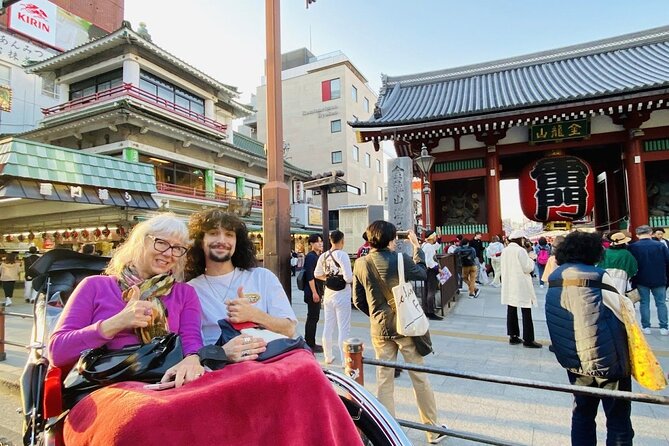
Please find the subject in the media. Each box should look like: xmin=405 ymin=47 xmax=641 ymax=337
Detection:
xmin=100 ymin=285 xmax=154 ymax=338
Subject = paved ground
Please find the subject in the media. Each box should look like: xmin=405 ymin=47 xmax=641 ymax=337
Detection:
xmin=1 ymin=278 xmax=668 ymax=445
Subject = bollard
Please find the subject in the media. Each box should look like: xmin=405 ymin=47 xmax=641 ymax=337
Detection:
xmin=343 ymin=337 xmax=364 ymax=385
xmin=0 ymin=305 xmax=6 ymax=361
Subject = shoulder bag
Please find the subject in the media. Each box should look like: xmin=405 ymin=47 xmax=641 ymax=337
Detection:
xmin=63 ymin=333 xmax=183 ymax=406
xmin=366 ymin=254 xmax=430 ymax=343
xmin=324 ymin=250 xmax=347 ymax=291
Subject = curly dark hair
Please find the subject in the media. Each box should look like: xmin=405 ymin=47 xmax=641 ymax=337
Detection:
xmin=554 ymin=231 xmax=603 ymax=266
xmin=184 ymin=209 xmax=257 ymax=281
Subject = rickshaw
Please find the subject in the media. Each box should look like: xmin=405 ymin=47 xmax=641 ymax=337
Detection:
xmin=19 ymin=249 xmax=410 ymax=446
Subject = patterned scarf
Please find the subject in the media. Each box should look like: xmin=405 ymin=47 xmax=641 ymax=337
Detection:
xmin=118 ymin=265 xmax=175 ymax=344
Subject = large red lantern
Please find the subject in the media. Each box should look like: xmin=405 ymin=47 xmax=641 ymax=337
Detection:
xmin=519 ymin=155 xmax=595 ymax=222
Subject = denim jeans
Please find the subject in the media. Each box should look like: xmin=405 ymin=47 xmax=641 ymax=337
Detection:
xmin=637 ymin=285 xmax=668 ymax=329
xmin=567 ymin=372 xmax=634 ymax=446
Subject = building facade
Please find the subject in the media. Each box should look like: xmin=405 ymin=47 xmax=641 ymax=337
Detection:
xmin=352 ymin=26 xmax=669 ymax=240
xmin=252 ymin=48 xmax=384 ymax=226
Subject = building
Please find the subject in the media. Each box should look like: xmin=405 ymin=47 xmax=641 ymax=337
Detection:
xmin=0 ymin=23 xmax=310 ymax=257
xmin=250 ymin=48 xmax=384 ymax=230
xmin=352 ymin=26 xmax=669 ymax=239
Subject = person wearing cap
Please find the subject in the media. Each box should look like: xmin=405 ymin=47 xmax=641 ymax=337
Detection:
xmin=597 ymin=232 xmax=638 ymax=294
xmin=421 ymin=231 xmax=443 ymax=321
xmin=628 ymin=225 xmax=669 ymax=335
xmin=500 ymin=229 xmax=541 ymax=348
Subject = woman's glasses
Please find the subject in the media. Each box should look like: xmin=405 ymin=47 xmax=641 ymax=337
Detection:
xmin=147 ymin=235 xmax=188 ymax=257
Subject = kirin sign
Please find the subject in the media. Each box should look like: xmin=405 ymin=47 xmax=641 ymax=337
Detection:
xmin=519 ymin=155 xmax=595 ymax=222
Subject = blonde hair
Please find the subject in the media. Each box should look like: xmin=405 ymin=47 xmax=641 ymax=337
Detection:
xmin=105 ymin=213 xmax=190 ymax=281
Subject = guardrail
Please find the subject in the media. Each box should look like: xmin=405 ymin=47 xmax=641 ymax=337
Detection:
xmin=0 ymin=307 xmax=34 ymax=361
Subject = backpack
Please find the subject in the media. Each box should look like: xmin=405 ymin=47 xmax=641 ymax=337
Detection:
xmin=458 ymin=248 xmax=475 ymax=267
xmin=537 ymin=247 xmax=550 ymax=266
xmin=296 ymin=270 xmax=306 ymax=291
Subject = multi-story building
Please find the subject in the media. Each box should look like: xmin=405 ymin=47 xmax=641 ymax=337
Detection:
xmin=251 ymin=48 xmax=384 ymax=230
xmin=0 ymin=23 xmax=310 ymax=259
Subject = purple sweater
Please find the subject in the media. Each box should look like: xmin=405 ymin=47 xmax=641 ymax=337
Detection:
xmin=49 ymin=275 xmax=203 ymax=367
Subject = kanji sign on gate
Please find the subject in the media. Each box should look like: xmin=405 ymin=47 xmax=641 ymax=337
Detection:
xmin=530 ymin=119 xmax=590 ymax=143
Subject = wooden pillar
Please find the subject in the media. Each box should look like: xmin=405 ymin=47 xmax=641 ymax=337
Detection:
xmin=486 ymin=148 xmax=502 ymax=237
xmin=624 ymin=134 xmax=648 ymax=231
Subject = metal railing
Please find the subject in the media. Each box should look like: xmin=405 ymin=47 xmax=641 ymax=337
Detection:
xmin=155 ymin=182 xmax=262 ymax=208
xmin=0 ymin=307 xmax=34 ymax=361
xmin=41 ymin=83 xmax=227 ymax=133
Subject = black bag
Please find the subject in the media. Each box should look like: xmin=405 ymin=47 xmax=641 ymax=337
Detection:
xmin=296 ymin=270 xmax=306 ymax=291
xmin=412 ymin=332 xmax=433 ymax=357
xmin=324 ymin=250 xmax=347 ymax=291
xmin=63 ymin=333 xmax=183 ymax=406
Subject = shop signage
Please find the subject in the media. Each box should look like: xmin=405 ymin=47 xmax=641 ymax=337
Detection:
xmin=39 ymin=182 xmax=53 ymax=195
xmin=70 ymin=185 xmax=82 ymax=198
xmin=0 ymin=86 xmax=11 ymax=112
xmin=302 ymin=105 xmax=338 ymax=119
xmin=530 ymin=119 xmax=590 ymax=144
xmin=308 ymin=207 xmax=322 ymax=226
xmin=123 ymin=192 xmax=132 ymax=202
xmin=98 ymin=188 xmax=109 ymax=200
xmin=519 ymin=155 xmax=595 ymax=222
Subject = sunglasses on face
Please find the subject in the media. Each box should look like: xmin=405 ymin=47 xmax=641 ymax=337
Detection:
xmin=146 ymin=235 xmax=188 ymax=257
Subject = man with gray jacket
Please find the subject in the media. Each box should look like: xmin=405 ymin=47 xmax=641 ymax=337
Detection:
xmin=353 ymin=220 xmax=447 ymax=444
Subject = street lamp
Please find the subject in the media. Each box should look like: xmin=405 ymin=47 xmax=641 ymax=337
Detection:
xmin=414 ymin=143 xmax=435 ymax=231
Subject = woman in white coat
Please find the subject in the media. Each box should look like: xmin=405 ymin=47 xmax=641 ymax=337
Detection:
xmin=500 ymin=230 xmax=542 ymax=348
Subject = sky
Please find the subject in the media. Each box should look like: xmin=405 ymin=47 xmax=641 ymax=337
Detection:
xmin=124 ymin=1 xmax=669 ymax=221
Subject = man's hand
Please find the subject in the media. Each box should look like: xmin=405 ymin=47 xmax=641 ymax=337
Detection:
xmin=226 ymin=286 xmax=263 ymax=324
xmin=312 ymin=293 xmax=321 ymax=303
xmin=222 ymin=334 xmax=267 ymax=362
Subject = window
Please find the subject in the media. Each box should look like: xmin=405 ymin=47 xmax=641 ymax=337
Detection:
xmin=351 ymin=85 xmax=357 ymax=102
xmin=352 ymin=145 xmax=359 ymax=161
xmin=139 ymin=71 xmax=205 ymax=116
xmin=331 ymin=151 xmax=342 ymax=164
xmin=70 ymin=69 xmax=123 ymax=100
xmin=361 ymin=181 xmax=367 ymax=195
xmin=214 ymin=174 xmax=237 ymax=198
xmin=41 ymin=75 xmax=59 ymax=98
xmin=140 ymin=155 xmax=205 ymax=192
xmin=364 ymin=153 xmax=371 ymax=168
xmin=377 ymin=186 xmax=383 ymax=201
xmin=330 ymin=119 xmax=341 ymax=133
xmin=321 ymin=78 xmax=341 ymax=101
xmin=363 ymin=97 xmax=370 ymax=113
xmin=244 ymin=181 xmax=262 ymax=202
xmin=376 ymin=159 xmax=382 ymax=173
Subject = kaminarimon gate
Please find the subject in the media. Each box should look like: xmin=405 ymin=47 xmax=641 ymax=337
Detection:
xmin=351 ymin=26 xmax=669 ymax=239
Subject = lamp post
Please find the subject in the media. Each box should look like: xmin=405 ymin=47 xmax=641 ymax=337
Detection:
xmin=414 ymin=144 xmax=435 ymax=231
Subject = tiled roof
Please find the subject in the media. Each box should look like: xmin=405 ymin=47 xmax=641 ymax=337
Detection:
xmin=355 ymin=26 xmax=669 ymax=127
xmin=232 ymin=132 xmax=265 ymax=157
xmin=0 ymin=139 xmax=157 ymax=193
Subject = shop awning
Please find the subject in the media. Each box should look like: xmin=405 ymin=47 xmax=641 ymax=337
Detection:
xmin=0 ymin=138 xmax=158 ymax=210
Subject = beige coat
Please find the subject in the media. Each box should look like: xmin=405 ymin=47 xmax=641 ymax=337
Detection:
xmin=500 ymin=242 xmax=537 ymax=308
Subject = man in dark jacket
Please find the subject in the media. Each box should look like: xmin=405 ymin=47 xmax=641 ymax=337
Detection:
xmin=628 ymin=225 xmax=669 ymax=335
xmin=23 ymin=246 xmax=40 ymax=303
xmin=454 ymin=239 xmax=479 ymax=298
xmin=546 ymin=231 xmax=633 ymax=446
xmin=353 ymin=220 xmax=447 ymax=444
xmin=302 ymin=234 xmax=324 ymax=352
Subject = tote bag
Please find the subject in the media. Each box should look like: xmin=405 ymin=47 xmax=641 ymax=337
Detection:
xmin=393 ymin=253 xmax=429 ymax=337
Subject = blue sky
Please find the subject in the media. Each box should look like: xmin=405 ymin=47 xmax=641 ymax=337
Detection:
xmin=124 ymin=1 xmax=669 ymax=222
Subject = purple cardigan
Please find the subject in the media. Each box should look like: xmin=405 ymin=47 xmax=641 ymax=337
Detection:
xmin=49 ymin=275 xmax=203 ymax=367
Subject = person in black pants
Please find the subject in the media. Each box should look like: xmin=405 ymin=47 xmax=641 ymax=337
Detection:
xmin=303 ymin=234 xmax=324 ymax=353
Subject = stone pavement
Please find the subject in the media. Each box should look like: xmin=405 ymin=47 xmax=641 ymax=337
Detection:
xmin=1 ymin=279 xmax=668 ymax=445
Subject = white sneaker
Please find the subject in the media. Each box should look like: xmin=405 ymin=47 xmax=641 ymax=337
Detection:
xmin=660 ymin=328 xmax=669 ymax=336
xmin=4 ymin=297 xmax=11 ymax=306
xmin=428 ymin=425 xmax=449 ymax=444
xmin=642 ymin=327 xmax=651 ymax=335
xmin=540 ymin=284 xmax=545 ymax=289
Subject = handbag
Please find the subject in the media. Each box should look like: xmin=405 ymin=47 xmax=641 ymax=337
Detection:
xmin=412 ymin=332 xmax=433 ymax=357
xmin=323 ymin=250 xmax=347 ymax=291
xmin=296 ymin=269 xmax=306 ymax=291
xmin=63 ymin=333 xmax=183 ymax=406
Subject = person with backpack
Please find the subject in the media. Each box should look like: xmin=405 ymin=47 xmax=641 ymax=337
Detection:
xmin=454 ymin=238 xmax=479 ymax=298
xmin=534 ymin=237 xmax=551 ymax=288
xmin=301 ymin=234 xmax=324 ymax=353
xmin=314 ymin=230 xmax=353 ymax=366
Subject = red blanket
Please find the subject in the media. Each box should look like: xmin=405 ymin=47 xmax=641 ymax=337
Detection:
xmin=64 ymin=349 xmax=362 ymax=446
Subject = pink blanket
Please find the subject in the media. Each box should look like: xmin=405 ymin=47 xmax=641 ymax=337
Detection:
xmin=64 ymin=349 xmax=363 ymax=446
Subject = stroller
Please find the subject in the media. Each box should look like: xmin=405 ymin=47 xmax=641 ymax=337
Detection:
xmin=18 ymin=250 xmax=410 ymax=446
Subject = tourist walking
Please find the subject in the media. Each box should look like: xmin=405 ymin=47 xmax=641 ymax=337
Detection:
xmin=486 ymin=235 xmax=504 ymax=287
xmin=597 ymin=232 xmax=638 ymax=294
xmin=1 ymin=253 xmax=21 ymax=307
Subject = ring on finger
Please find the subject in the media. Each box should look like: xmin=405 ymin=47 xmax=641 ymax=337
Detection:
xmin=241 ymin=350 xmax=249 ymax=358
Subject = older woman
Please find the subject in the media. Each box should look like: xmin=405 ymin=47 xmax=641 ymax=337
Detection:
xmin=49 ymin=213 xmax=204 ymax=388
xmin=1 ymin=252 xmax=21 ymax=306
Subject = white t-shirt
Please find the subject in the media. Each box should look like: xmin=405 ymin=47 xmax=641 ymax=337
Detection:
xmin=421 ymin=241 xmax=439 ymax=269
xmin=314 ymin=249 xmax=353 ymax=302
xmin=189 ymin=267 xmax=297 ymax=345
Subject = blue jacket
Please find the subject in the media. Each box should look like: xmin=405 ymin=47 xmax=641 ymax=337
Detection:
xmin=628 ymin=238 xmax=669 ymax=288
xmin=545 ymin=263 xmax=630 ymax=379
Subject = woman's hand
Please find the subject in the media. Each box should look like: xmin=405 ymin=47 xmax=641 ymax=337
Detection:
xmin=99 ymin=286 xmax=154 ymax=338
xmin=408 ymin=230 xmax=421 ymax=249
xmin=160 ymin=354 xmax=204 ymax=388
xmin=222 ymin=334 xmax=267 ymax=362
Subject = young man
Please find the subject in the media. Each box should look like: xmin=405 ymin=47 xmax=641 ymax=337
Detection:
xmin=454 ymin=238 xmax=479 ymax=298
xmin=314 ymin=230 xmax=353 ymax=367
xmin=302 ymin=234 xmax=324 ymax=352
xmin=185 ymin=210 xmax=297 ymax=346
xmin=421 ymin=231 xmax=443 ymax=320
xmin=23 ymin=246 xmax=40 ymax=303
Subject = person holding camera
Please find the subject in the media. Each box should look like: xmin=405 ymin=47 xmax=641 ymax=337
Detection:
xmin=314 ymin=230 xmax=353 ymax=367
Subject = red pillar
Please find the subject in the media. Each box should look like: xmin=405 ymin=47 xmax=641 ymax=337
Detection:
xmin=486 ymin=149 xmax=503 ymax=237
xmin=624 ymin=136 xmax=648 ymax=231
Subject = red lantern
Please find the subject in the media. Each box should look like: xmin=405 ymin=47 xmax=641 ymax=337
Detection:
xmin=63 ymin=230 xmax=71 ymax=239
xmin=81 ymin=229 xmax=89 ymax=239
xmin=72 ymin=231 xmax=79 ymax=239
xmin=93 ymin=228 xmax=102 ymax=238
xmin=28 ymin=231 xmax=35 ymax=241
xmin=102 ymin=226 xmax=111 ymax=237
xmin=116 ymin=227 xmax=126 ymax=237
xmin=519 ymin=155 xmax=595 ymax=222
xmin=54 ymin=232 xmax=61 ymax=240
xmin=18 ymin=234 xmax=25 ymax=242
xmin=41 ymin=232 xmax=47 ymax=240
xmin=5 ymin=235 xmax=12 ymax=242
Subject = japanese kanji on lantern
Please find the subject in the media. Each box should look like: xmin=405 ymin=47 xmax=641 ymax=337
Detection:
xmin=519 ymin=155 xmax=595 ymax=222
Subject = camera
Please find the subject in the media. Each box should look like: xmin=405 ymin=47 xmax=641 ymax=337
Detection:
xmin=396 ymin=230 xmax=409 ymax=239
